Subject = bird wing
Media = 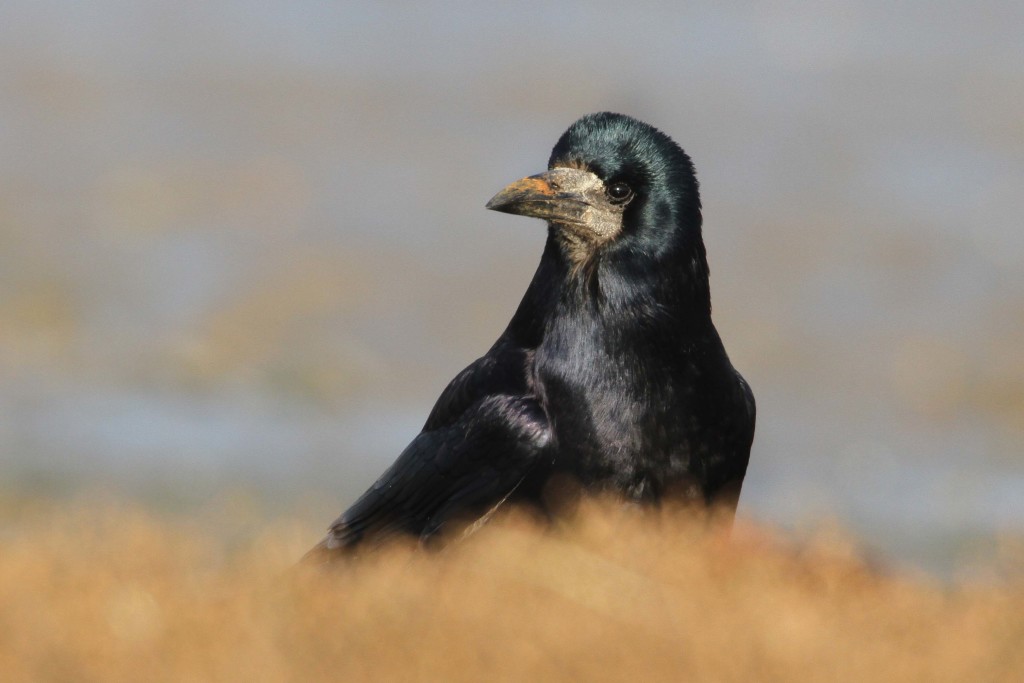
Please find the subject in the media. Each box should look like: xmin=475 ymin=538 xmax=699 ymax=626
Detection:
xmin=308 ymin=340 xmax=549 ymax=557
xmin=421 ymin=338 xmax=534 ymax=431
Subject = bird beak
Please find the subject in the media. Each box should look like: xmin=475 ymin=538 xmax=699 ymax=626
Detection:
xmin=485 ymin=168 xmax=595 ymax=225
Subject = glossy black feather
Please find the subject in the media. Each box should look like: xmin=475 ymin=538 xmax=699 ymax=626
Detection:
xmin=307 ymin=112 xmax=755 ymax=559
xmin=316 ymin=392 xmax=550 ymax=550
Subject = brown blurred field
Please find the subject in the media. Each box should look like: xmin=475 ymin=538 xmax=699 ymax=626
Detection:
xmin=2 ymin=498 xmax=1022 ymax=682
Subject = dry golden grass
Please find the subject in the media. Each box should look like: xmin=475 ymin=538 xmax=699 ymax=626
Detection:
xmin=1 ymin=498 xmax=1022 ymax=682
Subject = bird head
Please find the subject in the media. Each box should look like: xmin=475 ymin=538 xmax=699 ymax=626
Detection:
xmin=486 ymin=112 xmax=704 ymax=275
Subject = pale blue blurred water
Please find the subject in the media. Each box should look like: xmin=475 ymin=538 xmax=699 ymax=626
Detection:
xmin=1 ymin=1 xmax=1023 ymax=577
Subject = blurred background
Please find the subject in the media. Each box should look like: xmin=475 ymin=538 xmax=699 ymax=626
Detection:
xmin=1 ymin=1 xmax=1021 ymax=578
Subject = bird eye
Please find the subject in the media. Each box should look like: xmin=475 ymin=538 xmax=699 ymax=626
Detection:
xmin=607 ymin=181 xmax=633 ymax=203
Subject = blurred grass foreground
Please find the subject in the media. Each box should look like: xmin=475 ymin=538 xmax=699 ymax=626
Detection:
xmin=1 ymin=498 xmax=1022 ymax=682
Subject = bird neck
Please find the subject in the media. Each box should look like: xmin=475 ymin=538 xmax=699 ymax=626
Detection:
xmin=505 ymin=236 xmax=713 ymax=348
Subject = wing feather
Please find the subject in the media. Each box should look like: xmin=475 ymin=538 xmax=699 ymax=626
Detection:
xmin=309 ymin=393 xmax=550 ymax=557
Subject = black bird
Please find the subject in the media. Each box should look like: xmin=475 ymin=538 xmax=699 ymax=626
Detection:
xmin=307 ymin=112 xmax=754 ymax=559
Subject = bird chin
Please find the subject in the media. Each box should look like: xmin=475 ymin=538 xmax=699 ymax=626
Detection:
xmin=553 ymin=207 xmax=623 ymax=260
xmin=551 ymin=221 xmax=604 ymax=268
